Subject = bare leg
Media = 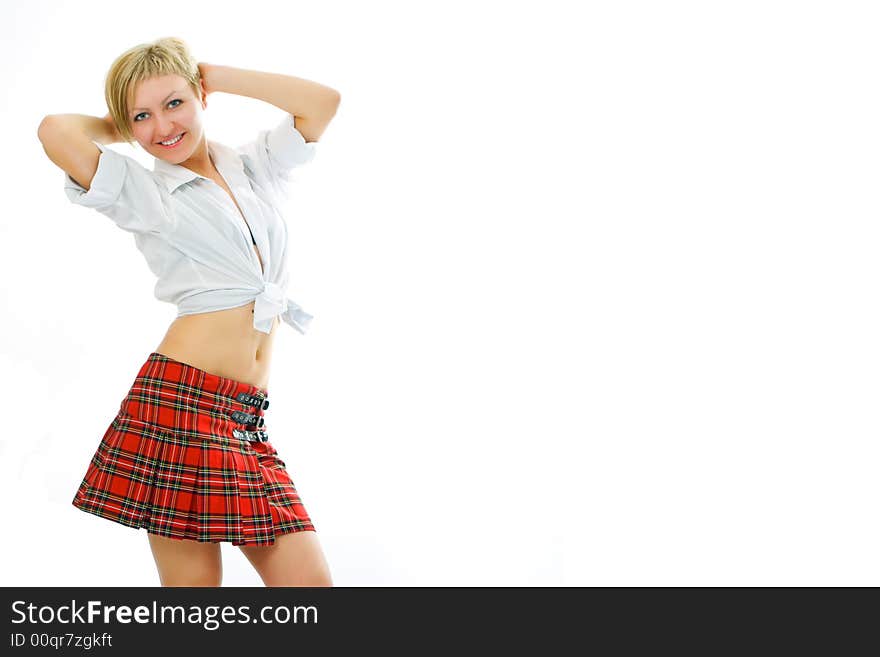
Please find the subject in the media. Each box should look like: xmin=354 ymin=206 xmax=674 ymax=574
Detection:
xmin=147 ymin=532 xmax=223 ymax=587
xmin=238 ymin=530 xmax=333 ymax=587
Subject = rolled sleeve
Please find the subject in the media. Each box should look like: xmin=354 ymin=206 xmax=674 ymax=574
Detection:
xmin=266 ymin=114 xmax=317 ymax=172
xmin=63 ymin=141 xmax=169 ymax=235
xmin=239 ymin=114 xmax=316 ymax=198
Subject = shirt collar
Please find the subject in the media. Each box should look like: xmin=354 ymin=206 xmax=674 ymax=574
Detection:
xmin=152 ymin=139 xmax=245 ymax=194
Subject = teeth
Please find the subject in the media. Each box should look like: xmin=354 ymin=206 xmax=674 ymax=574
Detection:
xmin=160 ymin=133 xmax=183 ymax=145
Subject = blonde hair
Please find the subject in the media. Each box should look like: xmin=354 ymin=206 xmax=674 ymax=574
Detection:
xmin=104 ymin=36 xmax=201 ymax=144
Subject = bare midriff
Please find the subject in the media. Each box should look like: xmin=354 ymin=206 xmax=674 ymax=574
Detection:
xmin=154 ymin=300 xmax=278 ymax=392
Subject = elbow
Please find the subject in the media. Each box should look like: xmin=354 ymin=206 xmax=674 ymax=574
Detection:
xmin=38 ymin=115 xmax=63 ymax=144
xmin=37 ymin=115 xmax=55 ymax=142
xmin=322 ymin=91 xmax=341 ymax=116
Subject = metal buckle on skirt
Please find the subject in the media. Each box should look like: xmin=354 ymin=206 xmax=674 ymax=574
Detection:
xmin=236 ymin=391 xmax=270 ymax=410
xmin=230 ymin=410 xmax=266 ymax=427
xmin=232 ymin=428 xmax=270 ymax=442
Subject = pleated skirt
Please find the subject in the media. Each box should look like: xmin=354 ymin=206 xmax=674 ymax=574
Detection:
xmin=72 ymin=351 xmax=316 ymax=545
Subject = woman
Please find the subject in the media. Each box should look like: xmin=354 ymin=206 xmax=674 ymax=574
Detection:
xmin=37 ymin=36 xmax=340 ymax=587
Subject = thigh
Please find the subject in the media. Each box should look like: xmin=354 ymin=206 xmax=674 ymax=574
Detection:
xmin=238 ymin=530 xmax=332 ymax=587
xmin=147 ymin=532 xmax=223 ymax=587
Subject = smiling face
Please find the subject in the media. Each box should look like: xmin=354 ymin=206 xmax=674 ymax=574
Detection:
xmin=128 ymin=74 xmax=208 ymax=165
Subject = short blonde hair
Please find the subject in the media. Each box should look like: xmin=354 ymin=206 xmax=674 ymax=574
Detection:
xmin=104 ymin=36 xmax=201 ymax=145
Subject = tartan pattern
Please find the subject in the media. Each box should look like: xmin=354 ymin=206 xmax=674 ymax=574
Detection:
xmin=72 ymin=352 xmax=315 ymax=545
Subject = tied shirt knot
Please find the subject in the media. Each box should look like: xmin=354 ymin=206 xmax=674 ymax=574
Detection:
xmin=253 ymin=281 xmax=313 ymax=335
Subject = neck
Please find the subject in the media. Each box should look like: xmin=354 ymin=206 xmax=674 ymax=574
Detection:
xmin=172 ymin=137 xmax=218 ymax=179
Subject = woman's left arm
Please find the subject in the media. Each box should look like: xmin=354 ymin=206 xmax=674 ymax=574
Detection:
xmin=200 ymin=63 xmax=340 ymax=142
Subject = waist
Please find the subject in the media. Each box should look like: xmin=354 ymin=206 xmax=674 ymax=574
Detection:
xmin=172 ymin=283 xmax=311 ymax=336
xmin=155 ymin=301 xmax=278 ymax=390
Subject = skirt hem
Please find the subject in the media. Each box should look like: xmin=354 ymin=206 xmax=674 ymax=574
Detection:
xmin=71 ymin=497 xmax=316 ymax=547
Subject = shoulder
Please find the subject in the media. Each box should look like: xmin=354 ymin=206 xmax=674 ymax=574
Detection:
xmin=65 ymin=143 xmax=165 ymax=209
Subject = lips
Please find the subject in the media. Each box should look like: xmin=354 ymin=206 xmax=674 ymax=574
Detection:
xmin=157 ymin=132 xmax=186 ymax=148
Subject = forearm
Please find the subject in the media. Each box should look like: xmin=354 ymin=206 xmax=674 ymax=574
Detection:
xmin=40 ymin=113 xmax=122 ymax=145
xmin=204 ymin=64 xmax=340 ymax=118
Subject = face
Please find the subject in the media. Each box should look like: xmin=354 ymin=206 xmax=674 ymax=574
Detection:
xmin=128 ymin=74 xmax=208 ymax=164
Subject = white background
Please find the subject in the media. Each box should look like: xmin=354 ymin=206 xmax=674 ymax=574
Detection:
xmin=2 ymin=0 xmax=877 ymax=586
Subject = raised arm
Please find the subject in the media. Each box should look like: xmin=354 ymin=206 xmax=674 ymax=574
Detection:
xmin=37 ymin=113 xmax=123 ymax=191
xmin=199 ymin=63 xmax=340 ymax=143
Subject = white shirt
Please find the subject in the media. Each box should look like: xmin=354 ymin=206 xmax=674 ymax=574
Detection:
xmin=63 ymin=113 xmax=316 ymax=335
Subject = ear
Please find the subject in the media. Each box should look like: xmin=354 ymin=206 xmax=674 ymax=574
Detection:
xmin=199 ymin=78 xmax=208 ymax=108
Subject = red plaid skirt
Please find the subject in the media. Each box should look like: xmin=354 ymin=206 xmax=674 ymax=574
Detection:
xmin=72 ymin=351 xmax=315 ymax=546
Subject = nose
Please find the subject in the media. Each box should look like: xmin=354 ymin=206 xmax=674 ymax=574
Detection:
xmin=155 ymin=121 xmax=180 ymax=142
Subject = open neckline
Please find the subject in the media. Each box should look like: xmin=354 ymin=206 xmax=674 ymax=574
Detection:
xmin=210 ymin=172 xmax=265 ymax=277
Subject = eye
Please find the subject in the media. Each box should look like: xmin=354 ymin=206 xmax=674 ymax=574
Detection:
xmin=133 ymin=98 xmax=183 ymax=122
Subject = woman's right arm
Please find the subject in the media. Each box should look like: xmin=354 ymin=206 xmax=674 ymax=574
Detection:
xmin=37 ymin=113 xmax=123 ymax=191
